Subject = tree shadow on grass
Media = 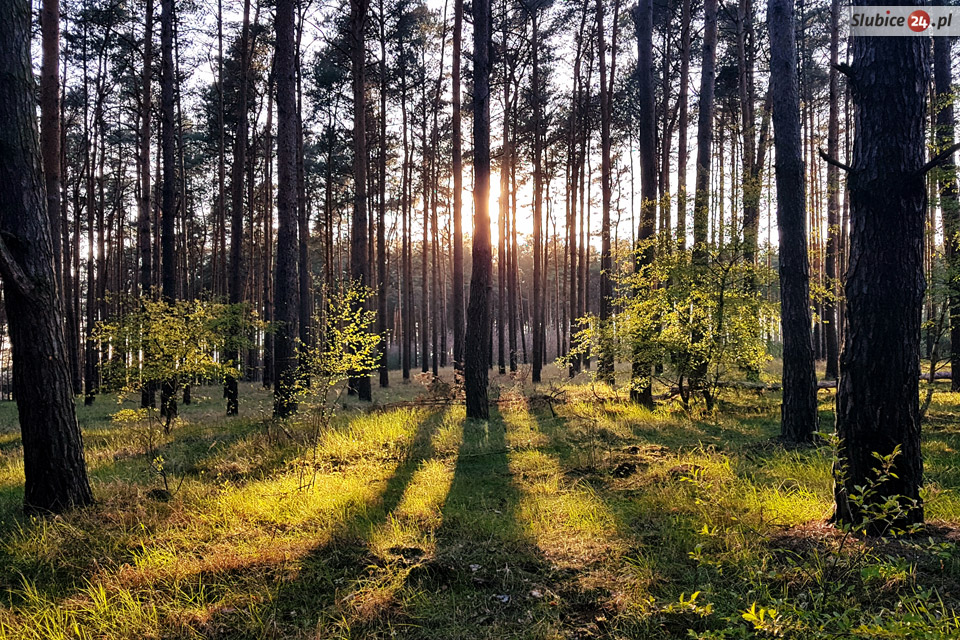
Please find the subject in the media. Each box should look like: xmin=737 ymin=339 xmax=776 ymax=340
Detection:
xmin=198 ymin=407 xmax=447 ymax=638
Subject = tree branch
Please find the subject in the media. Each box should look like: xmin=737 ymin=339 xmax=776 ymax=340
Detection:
xmin=833 ymin=62 xmax=854 ymax=78
xmin=818 ymin=147 xmax=854 ymax=173
xmin=916 ymin=142 xmax=960 ymax=176
xmin=0 ymin=234 xmax=33 ymax=297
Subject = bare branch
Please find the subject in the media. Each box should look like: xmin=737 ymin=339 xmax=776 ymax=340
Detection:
xmin=916 ymin=142 xmax=960 ymax=176
xmin=818 ymin=147 xmax=854 ymax=173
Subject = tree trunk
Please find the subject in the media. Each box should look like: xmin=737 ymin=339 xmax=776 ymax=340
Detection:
xmin=823 ymin=0 xmax=841 ymax=381
xmin=596 ymin=0 xmax=616 ymax=384
xmin=768 ymin=0 xmax=818 ymax=444
xmin=40 ymin=0 xmax=61 ymax=291
xmin=349 ymin=0 xmax=372 ymax=400
xmin=274 ymin=0 xmax=300 ymax=417
xmin=0 ymin=0 xmax=94 ymax=513
xmin=676 ymin=0 xmax=690 ymax=250
xmin=225 ymin=0 xmax=252 ymax=416
xmin=160 ymin=0 xmax=178 ymax=421
xmin=452 ymin=0 xmax=465 ymax=371
xmin=465 ymin=0 xmax=492 ymax=419
xmin=833 ymin=0 xmax=929 ymax=533
xmin=378 ymin=1 xmax=390 ymax=388
xmin=630 ymin=0 xmax=655 ymax=407
xmin=138 ymin=0 xmax=155 ymax=408
xmin=690 ymin=0 xmax=718 ymax=400
xmin=935 ymin=38 xmax=960 ymax=393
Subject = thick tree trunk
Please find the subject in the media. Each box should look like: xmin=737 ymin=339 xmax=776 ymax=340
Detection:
xmin=274 ymin=0 xmax=300 ymax=417
xmin=768 ymin=0 xmax=818 ymax=444
xmin=935 ymin=37 xmax=960 ymax=393
xmin=833 ymin=0 xmax=929 ymax=533
xmin=225 ymin=0 xmax=252 ymax=416
xmin=465 ymin=0 xmax=492 ymax=419
xmin=0 ymin=0 xmax=94 ymax=513
xmin=349 ymin=0 xmax=372 ymax=400
xmin=160 ymin=0 xmax=178 ymax=421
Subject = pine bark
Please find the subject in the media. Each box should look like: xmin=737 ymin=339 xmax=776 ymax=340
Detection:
xmin=225 ymin=0 xmax=253 ymax=416
xmin=833 ymin=0 xmax=929 ymax=533
xmin=768 ymin=0 xmax=818 ymax=444
xmin=465 ymin=0 xmax=492 ymax=419
xmin=631 ymin=0 xmax=655 ymax=406
xmin=274 ymin=0 xmax=301 ymax=417
xmin=823 ymin=0 xmax=841 ymax=380
xmin=159 ymin=0 xmax=178 ymax=420
xmin=935 ymin=37 xmax=960 ymax=393
xmin=0 ymin=0 xmax=94 ymax=513
xmin=349 ymin=0 xmax=372 ymax=400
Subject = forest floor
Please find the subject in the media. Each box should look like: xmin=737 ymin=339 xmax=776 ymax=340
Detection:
xmin=1 ymin=366 xmax=960 ymax=639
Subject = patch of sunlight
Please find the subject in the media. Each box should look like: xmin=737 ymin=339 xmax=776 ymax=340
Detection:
xmin=747 ymin=449 xmax=833 ymax=496
xmin=747 ymin=485 xmax=831 ymax=527
xmin=432 ymin=406 xmax=465 ymax=456
xmin=4 ymin=574 xmax=161 ymax=640
xmin=925 ymin=439 xmax=957 ymax=455
xmin=502 ymin=406 xmax=551 ymax=449
xmin=319 ymin=407 xmax=428 ymax=461
xmin=505 ymin=407 xmax=623 ymax=568
xmin=392 ymin=458 xmax=454 ymax=524
xmin=212 ymin=466 xmax=391 ymax=533
xmin=924 ymin=484 xmax=960 ymax=521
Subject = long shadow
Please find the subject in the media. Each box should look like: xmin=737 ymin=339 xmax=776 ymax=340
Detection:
xmin=201 ymin=407 xmax=445 ymax=638
xmin=402 ymin=409 xmax=556 ymax=638
xmin=0 ymin=408 xmax=440 ymax=633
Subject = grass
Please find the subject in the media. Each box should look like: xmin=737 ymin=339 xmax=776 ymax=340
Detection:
xmin=0 ymin=368 xmax=958 ymax=638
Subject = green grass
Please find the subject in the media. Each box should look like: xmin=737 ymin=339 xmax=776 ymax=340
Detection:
xmin=0 ymin=372 xmax=958 ymax=638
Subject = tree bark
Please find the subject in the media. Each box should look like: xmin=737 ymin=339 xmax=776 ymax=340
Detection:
xmin=465 ymin=0 xmax=492 ymax=419
xmin=630 ymin=0 xmax=655 ymax=407
xmin=768 ymin=0 xmax=818 ymax=444
xmin=823 ymin=0 xmax=841 ymax=381
xmin=935 ymin=37 xmax=960 ymax=393
xmin=452 ymin=0 xmax=465 ymax=371
xmin=159 ymin=0 xmax=178 ymax=421
xmin=0 ymin=0 xmax=94 ymax=513
xmin=349 ymin=0 xmax=372 ymax=400
xmin=833 ymin=0 xmax=928 ymax=533
xmin=274 ymin=0 xmax=301 ymax=417
xmin=225 ymin=0 xmax=253 ymax=416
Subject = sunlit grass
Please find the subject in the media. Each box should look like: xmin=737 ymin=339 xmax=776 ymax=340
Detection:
xmin=0 ymin=379 xmax=957 ymax=638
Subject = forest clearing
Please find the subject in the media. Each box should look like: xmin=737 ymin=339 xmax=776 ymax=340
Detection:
xmin=0 ymin=373 xmax=958 ymax=639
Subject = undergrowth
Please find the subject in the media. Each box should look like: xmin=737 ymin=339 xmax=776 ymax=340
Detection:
xmin=0 ymin=372 xmax=957 ymax=638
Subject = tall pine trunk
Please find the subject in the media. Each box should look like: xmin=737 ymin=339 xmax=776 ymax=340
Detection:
xmin=159 ymin=0 xmax=178 ymax=421
xmin=465 ymin=0 xmax=492 ymax=419
xmin=274 ymin=0 xmax=301 ymax=417
xmin=935 ymin=38 xmax=960 ymax=393
xmin=0 ymin=0 xmax=94 ymax=513
xmin=768 ymin=0 xmax=818 ymax=444
xmin=833 ymin=0 xmax=929 ymax=533
xmin=349 ymin=0 xmax=372 ymax=400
